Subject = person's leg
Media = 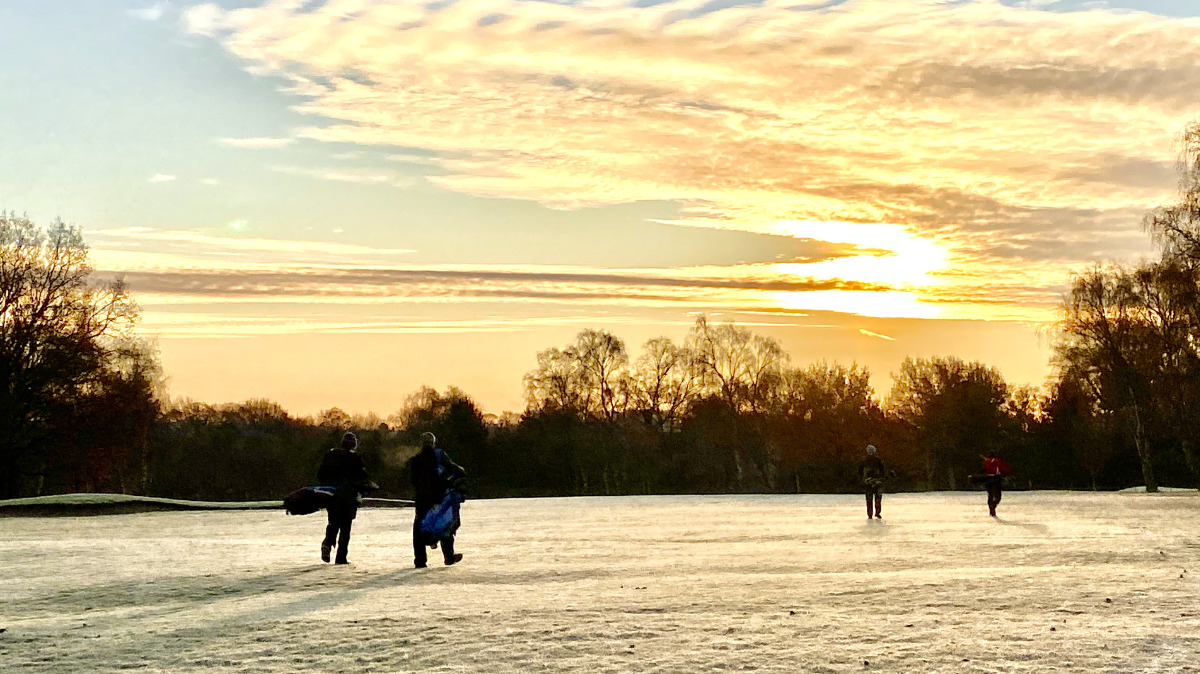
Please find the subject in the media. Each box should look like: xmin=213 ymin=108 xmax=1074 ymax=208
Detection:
xmin=986 ymin=483 xmax=1000 ymax=516
xmin=874 ymin=493 xmax=882 ymax=518
xmin=413 ymin=511 xmax=428 ymax=568
xmin=322 ymin=510 xmax=337 ymax=562
xmin=335 ymin=515 xmax=352 ymax=564
xmin=865 ymin=492 xmax=874 ymax=518
xmin=441 ymin=533 xmax=461 ymax=565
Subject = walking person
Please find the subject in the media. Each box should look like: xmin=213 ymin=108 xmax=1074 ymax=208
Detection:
xmin=408 ymin=432 xmax=466 ymax=568
xmin=318 ymin=431 xmax=370 ymax=565
xmin=858 ymin=444 xmax=891 ymax=519
xmin=980 ymin=451 xmax=1014 ymax=517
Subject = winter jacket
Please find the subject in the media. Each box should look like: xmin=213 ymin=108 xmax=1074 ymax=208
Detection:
xmin=982 ymin=456 xmax=1013 ymax=477
xmin=317 ymin=448 xmax=369 ymax=507
xmin=859 ymin=455 xmax=887 ymax=486
xmin=409 ymin=446 xmax=465 ymax=510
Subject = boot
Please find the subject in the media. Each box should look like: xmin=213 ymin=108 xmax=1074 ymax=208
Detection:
xmin=442 ymin=536 xmax=461 ymax=565
xmin=321 ymin=543 xmax=331 ymax=563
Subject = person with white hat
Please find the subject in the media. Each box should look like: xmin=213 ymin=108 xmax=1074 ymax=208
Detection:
xmin=857 ymin=444 xmax=890 ymax=519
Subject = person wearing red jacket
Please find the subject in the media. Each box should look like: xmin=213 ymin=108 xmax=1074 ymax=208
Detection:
xmin=980 ymin=452 xmax=1014 ymax=517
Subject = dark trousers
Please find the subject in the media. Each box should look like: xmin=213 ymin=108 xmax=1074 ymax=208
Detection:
xmin=413 ymin=507 xmax=455 ymax=566
xmin=323 ymin=506 xmax=355 ymax=563
xmin=986 ymin=482 xmax=1003 ymax=516
xmin=865 ymin=489 xmax=882 ymax=518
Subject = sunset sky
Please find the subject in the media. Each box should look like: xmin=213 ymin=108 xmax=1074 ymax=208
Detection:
xmin=4 ymin=0 xmax=1199 ymax=416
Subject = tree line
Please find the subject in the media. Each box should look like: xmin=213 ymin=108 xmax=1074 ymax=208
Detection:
xmin=6 ymin=124 xmax=1200 ymax=499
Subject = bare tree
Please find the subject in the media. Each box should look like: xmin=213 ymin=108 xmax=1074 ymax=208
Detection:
xmin=628 ymin=336 xmax=699 ymax=431
xmin=685 ymin=315 xmax=787 ymax=414
xmin=1144 ymin=120 xmax=1200 ymax=269
xmin=685 ymin=316 xmax=788 ymax=488
xmin=1 ymin=214 xmax=152 ymax=497
xmin=1056 ymin=267 xmax=1161 ymax=492
xmin=523 ymin=347 xmax=583 ymax=414
xmin=523 ymin=330 xmax=629 ymax=421
xmin=1138 ymin=123 xmax=1200 ymax=487
xmin=570 ymin=329 xmax=629 ymax=422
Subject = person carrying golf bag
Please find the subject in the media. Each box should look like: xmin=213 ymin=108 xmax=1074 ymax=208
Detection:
xmin=408 ymin=431 xmax=466 ymax=568
xmin=318 ymin=431 xmax=371 ymax=564
xmin=979 ymin=452 xmax=1014 ymax=517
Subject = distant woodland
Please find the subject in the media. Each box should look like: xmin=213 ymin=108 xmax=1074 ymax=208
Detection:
xmin=7 ymin=124 xmax=1200 ymax=500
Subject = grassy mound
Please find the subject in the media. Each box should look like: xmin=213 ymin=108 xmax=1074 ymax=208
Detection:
xmin=0 ymin=493 xmax=413 ymax=517
xmin=0 ymin=493 xmax=281 ymax=517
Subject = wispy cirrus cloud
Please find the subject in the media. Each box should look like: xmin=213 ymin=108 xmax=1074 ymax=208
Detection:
xmin=217 ymin=136 xmax=295 ymax=148
xmin=92 ymin=252 xmax=1058 ymax=323
xmin=269 ymin=164 xmax=417 ymax=187
xmin=105 ymin=262 xmax=936 ymax=326
xmin=88 ymin=227 xmax=416 ymax=266
xmin=130 ymin=2 xmax=169 ymax=21
xmin=148 ymin=173 xmax=177 ymax=183
xmin=859 ymin=329 xmax=897 ymax=342
xmin=134 ymin=312 xmax=664 ymax=338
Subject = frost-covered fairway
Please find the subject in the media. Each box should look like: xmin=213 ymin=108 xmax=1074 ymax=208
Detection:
xmin=2 ymin=492 xmax=1199 ymax=673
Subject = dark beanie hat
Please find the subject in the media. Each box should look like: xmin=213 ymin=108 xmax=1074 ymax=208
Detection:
xmin=341 ymin=432 xmax=357 ymax=450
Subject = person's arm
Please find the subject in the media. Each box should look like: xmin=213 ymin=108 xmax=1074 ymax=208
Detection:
xmin=350 ymin=453 xmax=378 ymax=493
xmin=353 ymin=453 xmax=369 ymax=482
xmin=441 ymin=453 xmax=466 ymax=485
xmin=880 ymin=460 xmax=893 ymax=479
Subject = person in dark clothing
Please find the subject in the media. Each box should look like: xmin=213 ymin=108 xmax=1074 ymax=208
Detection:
xmin=317 ymin=432 xmax=370 ymax=564
xmin=858 ymin=444 xmax=891 ymax=519
xmin=408 ymin=431 xmax=466 ymax=568
xmin=980 ymin=452 xmax=1014 ymax=517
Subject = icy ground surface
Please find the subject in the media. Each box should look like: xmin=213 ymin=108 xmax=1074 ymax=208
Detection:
xmin=2 ymin=492 xmax=1198 ymax=673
